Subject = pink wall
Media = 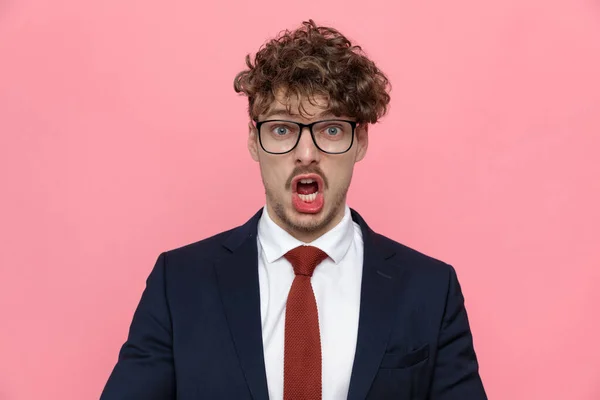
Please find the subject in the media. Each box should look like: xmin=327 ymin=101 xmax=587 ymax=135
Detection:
xmin=1 ymin=0 xmax=599 ymax=399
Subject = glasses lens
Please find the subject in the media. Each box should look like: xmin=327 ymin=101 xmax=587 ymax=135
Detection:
xmin=259 ymin=121 xmax=301 ymax=153
xmin=312 ymin=120 xmax=353 ymax=153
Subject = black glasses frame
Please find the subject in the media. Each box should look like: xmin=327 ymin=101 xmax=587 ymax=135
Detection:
xmin=255 ymin=119 xmax=357 ymax=155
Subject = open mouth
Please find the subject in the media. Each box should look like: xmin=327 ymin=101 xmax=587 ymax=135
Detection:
xmin=291 ymin=174 xmax=325 ymax=213
xmin=292 ymin=174 xmax=323 ymax=201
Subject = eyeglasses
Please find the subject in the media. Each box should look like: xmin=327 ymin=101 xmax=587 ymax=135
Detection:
xmin=255 ymin=119 xmax=357 ymax=155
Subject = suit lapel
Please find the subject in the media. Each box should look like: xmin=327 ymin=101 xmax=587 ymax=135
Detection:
xmin=347 ymin=210 xmax=403 ymax=400
xmin=214 ymin=209 xmax=269 ymax=400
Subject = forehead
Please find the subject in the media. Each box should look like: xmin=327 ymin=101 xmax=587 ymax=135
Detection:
xmin=259 ymin=89 xmax=336 ymax=121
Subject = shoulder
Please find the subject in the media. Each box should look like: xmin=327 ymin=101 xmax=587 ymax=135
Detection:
xmin=161 ymin=227 xmax=236 ymax=264
xmin=351 ymin=208 xmax=456 ymax=282
xmin=372 ymin=231 xmax=457 ymax=283
xmin=370 ymin=233 xmax=465 ymax=316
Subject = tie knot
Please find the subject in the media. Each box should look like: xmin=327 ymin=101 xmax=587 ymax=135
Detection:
xmin=284 ymin=245 xmax=328 ymax=277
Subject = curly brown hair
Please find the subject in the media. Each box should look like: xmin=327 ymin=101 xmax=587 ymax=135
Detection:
xmin=233 ymin=20 xmax=391 ymax=124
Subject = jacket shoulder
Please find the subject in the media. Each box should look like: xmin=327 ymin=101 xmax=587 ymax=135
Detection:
xmin=373 ymin=232 xmax=456 ymax=279
xmin=160 ymin=226 xmax=239 ymax=267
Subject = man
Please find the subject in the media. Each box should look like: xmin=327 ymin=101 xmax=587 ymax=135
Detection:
xmin=101 ymin=20 xmax=487 ymax=400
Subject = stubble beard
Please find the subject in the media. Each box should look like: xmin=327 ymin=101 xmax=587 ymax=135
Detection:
xmin=267 ymin=185 xmax=348 ymax=238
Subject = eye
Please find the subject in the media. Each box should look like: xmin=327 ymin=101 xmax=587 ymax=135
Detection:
xmin=326 ymin=127 xmax=340 ymax=135
xmin=272 ymin=126 xmax=290 ymax=136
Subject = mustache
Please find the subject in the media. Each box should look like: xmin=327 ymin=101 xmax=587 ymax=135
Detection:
xmin=285 ymin=166 xmax=328 ymax=190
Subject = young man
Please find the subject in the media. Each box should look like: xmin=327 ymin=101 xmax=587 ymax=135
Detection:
xmin=101 ymin=20 xmax=487 ymax=400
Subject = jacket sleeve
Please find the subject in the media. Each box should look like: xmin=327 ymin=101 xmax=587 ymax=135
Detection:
xmin=428 ymin=265 xmax=487 ymax=399
xmin=100 ymin=253 xmax=176 ymax=400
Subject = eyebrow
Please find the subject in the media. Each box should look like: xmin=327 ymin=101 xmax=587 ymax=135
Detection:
xmin=261 ymin=108 xmax=337 ymax=120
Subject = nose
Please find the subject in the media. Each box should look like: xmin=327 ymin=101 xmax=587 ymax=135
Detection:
xmin=293 ymin=127 xmax=320 ymax=165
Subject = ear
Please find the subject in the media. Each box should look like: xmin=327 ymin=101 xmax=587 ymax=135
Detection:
xmin=248 ymin=121 xmax=260 ymax=162
xmin=354 ymin=124 xmax=369 ymax=162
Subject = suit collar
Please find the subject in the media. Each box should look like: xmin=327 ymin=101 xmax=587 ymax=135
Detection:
xmin=221 ymin=208 xmax=263 ymax=253
xmin=217 ymin=208 xmax=401 ymax=400
xmin=221 ymin=207 xmax=393 ymax=257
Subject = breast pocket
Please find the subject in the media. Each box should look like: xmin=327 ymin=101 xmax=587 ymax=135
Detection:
xmin=366 ymin=344 xmax=430 ymax=400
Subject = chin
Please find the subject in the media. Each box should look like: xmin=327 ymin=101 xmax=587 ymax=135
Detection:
xmin=285 ymin=205 xmax=334 ymax=234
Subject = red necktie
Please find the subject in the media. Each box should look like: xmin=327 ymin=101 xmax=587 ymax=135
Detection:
xmin=283 ymin=245 xmax=328 ymax=400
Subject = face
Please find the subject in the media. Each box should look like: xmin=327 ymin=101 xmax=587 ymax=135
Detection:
xmin=248 ymin=91 xmax=369 ymax=242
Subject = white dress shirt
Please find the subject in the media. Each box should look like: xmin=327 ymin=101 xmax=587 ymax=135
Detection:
xmin=257 ymin=205 xmax=364 ymax=400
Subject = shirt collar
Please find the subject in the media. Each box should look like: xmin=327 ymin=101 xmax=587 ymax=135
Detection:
xmin=257 ymin=205 xmax=355 ymax=264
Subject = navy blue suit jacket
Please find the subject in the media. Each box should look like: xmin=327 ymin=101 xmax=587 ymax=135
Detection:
xmin=101 ymin=209 xmax=487 ymax=399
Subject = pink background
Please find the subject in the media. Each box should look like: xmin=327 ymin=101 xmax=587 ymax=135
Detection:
xmin=1 ymin=0 xmax=599 ymax=399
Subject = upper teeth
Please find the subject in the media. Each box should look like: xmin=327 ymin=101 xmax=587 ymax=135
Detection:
xmin=300 ymin=179 xmax=315 ymax=184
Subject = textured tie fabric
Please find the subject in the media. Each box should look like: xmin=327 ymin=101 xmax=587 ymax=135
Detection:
xmin=283 ymin=245 xmax=329 ymax=400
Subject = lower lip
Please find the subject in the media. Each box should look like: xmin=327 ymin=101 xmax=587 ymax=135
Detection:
xmin=292 ymin=192 xmax=324 ymax=214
